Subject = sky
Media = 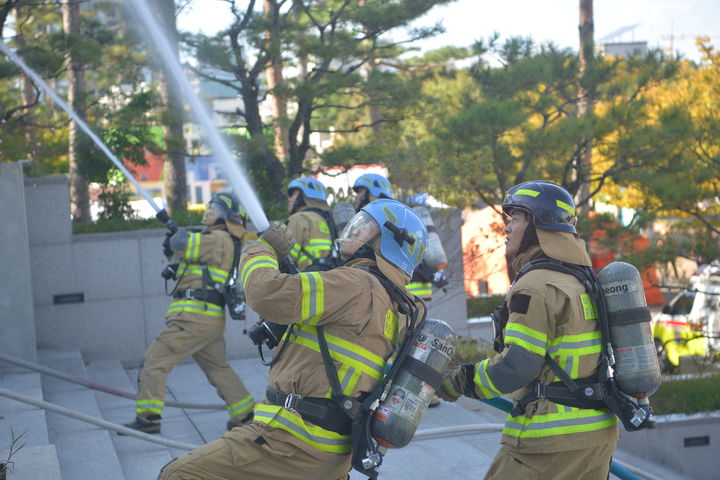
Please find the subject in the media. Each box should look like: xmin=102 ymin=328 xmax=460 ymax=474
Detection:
xmin=177 ymin=0 xmax=720 ymax=62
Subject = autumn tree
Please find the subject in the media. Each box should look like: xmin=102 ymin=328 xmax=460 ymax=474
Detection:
xmin=183 ymin=0 xmax=451 ymax=211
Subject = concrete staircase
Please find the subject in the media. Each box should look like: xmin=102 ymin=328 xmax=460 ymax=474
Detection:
xmin=1 ymin=348 xmax=701 ymax=480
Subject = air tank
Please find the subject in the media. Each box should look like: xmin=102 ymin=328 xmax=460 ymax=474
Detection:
xmin=411 ymin=206 xmax=448 ymax=269
xmin=598 ymin=262 xmax=661 ymax=397
xmin=332 ymin=201 xmax=356 ymax=233
xmin=371 ymin=319 xmax=456 ymax=448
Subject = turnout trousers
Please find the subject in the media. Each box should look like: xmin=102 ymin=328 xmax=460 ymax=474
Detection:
xmin=158 ymin=422 xmax=351 ymax=480
xmin=484 ymin=442 xmax=616 ymax=480
xmin=136 ymin=319 xmax=252 ymax=422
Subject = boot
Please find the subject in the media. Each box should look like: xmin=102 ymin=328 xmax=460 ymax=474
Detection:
xmin=119 ymin=414 xmax=161 ymax=435
xmin=226 ymin=412 xmax=253 ymax=431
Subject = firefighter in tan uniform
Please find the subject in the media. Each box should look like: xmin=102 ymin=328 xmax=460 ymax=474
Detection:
xmin=286 ymin=176 xmax=336 ymax=271
xmin=123 ymin=193 xmax=255 ymax=434
xmin=438 ymin=181 xmax=618 ymax=479
xmin=159 ymin=198 xmax=428 ymax=480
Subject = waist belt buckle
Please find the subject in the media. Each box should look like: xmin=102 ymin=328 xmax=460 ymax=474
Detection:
xmin=186 ymin=289 xmax=198 ymax=300
xmin=535 ymin=381 xmax=546 ymax=399
xmin=284 ymin=393 xmax=301 ymax=413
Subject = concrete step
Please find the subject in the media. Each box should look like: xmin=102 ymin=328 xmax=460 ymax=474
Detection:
xmin=39 ymin=349 xmax=124 ymax=480
xmin=0 ymin=371 xmax=61 ymax=480
xmin=0 ymin=371 xmax=49 ymax=451
xmin=87 ymin=360 xmax=175 ymax=480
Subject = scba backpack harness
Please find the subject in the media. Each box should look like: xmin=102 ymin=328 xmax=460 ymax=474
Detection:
xmin=492 ymin=257 xmax=656 ymax=432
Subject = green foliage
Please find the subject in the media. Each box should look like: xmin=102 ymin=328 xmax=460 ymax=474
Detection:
xmin=73 ymin=207 xmax=204 ymax=234
xmin=651 ymin=374 xmax=720 ymax=415
xmin=467 ymin=295 xmax=506 ymax=318
xmin=96 ymin=169 xmax=136 ymax=221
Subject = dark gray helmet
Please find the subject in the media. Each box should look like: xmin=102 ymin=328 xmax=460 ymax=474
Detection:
xmin=208 ymin=192 xmax=247 ymax=225
xmin=502 ymin=181 xmax=577 ymax=234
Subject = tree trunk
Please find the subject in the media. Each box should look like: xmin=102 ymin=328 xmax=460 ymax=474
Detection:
xmin=577 ymin=0 xmax=594 ymax=214
xmin=264 ymin=0 xmax=290 ymax=162
xmin=62 ymin=0 xmax=90 ymax=223
xmin=155 ymin=0 xmax=187 ymax=214
xmin=13 ymin=7 xmax=38 ymax=163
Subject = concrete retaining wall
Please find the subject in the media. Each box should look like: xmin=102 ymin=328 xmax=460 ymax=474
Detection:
xmin=618 ymin=411 xmax=720 ymax=480
xmin=5 ymin=170 xmax=467 ymax=366
xmin=0 ymin=163 xmax=37 ymax=364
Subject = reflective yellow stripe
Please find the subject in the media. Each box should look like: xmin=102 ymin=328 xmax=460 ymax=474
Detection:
xmin=135 ymin=398 xmax=164 ymax=415
xmin=516 ymin=189 xmax=540 ymax=197
xmin=207 ymin=265 xmax=230 ymax=284
xmin=556 ymin=199 xmax=575 ymax=215
xmin=241 ymin=255 xmax=279 ymax=289
xmin=166 ymin=299 xmax=225 ymax=317
xmin=503 ymin=409 xmax=617 ymax=438
xmin=504 ymin=323 xmax=548 ymax=356
xmin=227 ymin=395 xmax=255 ymax=418
xmin=407 ymin=282 xmax=432 ymax=298
xmin=300 ymin=272 xmax=325 ymax=325
xmin=291 ymin=324 xmax=386 ymax=381
xmin=474 ymin=358 xmax=502 ymax=398
xmin=254 ymin=404 xmax=351 ymax=454
xmin=185 ymin=232 xmax=202 ymax=261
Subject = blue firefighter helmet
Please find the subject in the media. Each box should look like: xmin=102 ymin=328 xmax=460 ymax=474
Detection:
xmin=502 ymin=180 xmax=577 ymax=234
xmin=287 ymin=176 xmax=328 ymax=202
xmin=352 ymin=173 xmax=394 ymax=200
xmin=362 ymin=199 xmax=427 ymax=277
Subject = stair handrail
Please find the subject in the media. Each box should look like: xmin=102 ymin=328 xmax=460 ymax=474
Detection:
xmin=0 ymin=352 xmax=225 ymax=410
xmin=0 ymin=387 xmax=200 ymax=451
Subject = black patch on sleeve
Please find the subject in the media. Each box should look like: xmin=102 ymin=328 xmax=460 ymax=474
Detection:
xmin=510 ymin=293 xmax=531 ymax=315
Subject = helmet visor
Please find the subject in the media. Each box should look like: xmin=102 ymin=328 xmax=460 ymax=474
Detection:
xmin=337 ymin=211 xmax=380 ymax=259
xmin=203 ymin=201 xmax=226 ymax=224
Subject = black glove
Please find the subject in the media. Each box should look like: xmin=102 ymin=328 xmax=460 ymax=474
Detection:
xmin=436 ymin=363 xmax=477 ymax=402
xmin=162 ymin=233 xmax=174 ymax=259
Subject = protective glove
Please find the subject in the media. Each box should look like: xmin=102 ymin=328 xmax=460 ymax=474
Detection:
xmin=436 ymin=363 xmax=477 ymax=402
xmin=432 ymin=269 xmax=449 ymax=288
xmin=259 ymin=223 xmax=295 ymax=258
xmin=162 ymin=233 xmax=174 ymax=259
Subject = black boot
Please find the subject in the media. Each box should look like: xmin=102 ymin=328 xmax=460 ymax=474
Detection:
xmin=226 ymin=412 xmax=253 ymax=431
xmin=119 ymin=414 xmax=161 ymax=435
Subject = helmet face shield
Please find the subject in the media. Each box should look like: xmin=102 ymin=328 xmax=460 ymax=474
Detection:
xmin=202 ymin=201 xmax=224 ymax=225
xmin=337 ymin=211 xmax=380 ymax=259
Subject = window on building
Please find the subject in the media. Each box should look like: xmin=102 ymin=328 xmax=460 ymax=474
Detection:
xmin=195 ymin=186 xmax=203 ymax=205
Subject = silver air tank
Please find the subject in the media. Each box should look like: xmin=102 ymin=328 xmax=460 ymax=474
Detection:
xmin=371 ymin=319 xmax=456 ymax=449
xmin=598 ymin=262 xmax=661 ymax=397
xmin=411 ymin=206 xmax=448 ymax=270
xmin=331 ymin=201 xmax=356 ymax=233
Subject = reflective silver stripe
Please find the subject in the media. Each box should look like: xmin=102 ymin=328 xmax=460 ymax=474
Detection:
xmin=505 ymin=411 xmax=615 ymax=432
xmin=256 ymin=411 xmax=351 ymax=448
xmin=547 ymin=337 xmax=601 ymax=356
xmin=340 ymin=367 xmax=356 ymax=394
xmin=505 ymin=330 xmax=547 ymax=350
xmin=293 ymin=327 xmax=384 ymax=378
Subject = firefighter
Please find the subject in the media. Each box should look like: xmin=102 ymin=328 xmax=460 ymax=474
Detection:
xmin=351 ymin=172 xmax=395 ymax=212
xmin=123 ymin=193 xmax=255 ymax=434
xmin=159 ymin=199 xmax=428 ymax=480
xmin=353 ymin=172 xmax=448 ymax=407
xmin=286 ymin=176 xmax=336 ymax=271
xmin=437 ymin=181 xmax=618 ymax=479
